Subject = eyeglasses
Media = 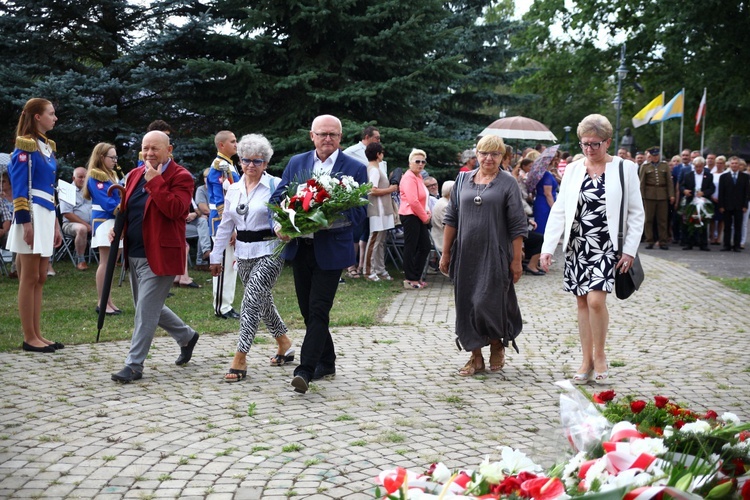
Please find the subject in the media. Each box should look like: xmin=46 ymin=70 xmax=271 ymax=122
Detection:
xmin=105 ymin=155 xmax=118 ymax=161
xmin=413 ymin=159 xmax=427 ymax=165
xmin=240 ymin=158 xmax=265 ymax=166
xmin=312 ymin=132 xmax=341 ymax=139
xmin=425 ymin=183 xmax=438 ymax=188
xmin=579 ymin=141 xmax=606 ymax=150
xmin=477 ymin=151 xmax=502 ymax=159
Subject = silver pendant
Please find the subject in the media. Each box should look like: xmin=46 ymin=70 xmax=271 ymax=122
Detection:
xmin=236 ymin=203 xmax=248 ymax=216
xmin=473 ymin=196 xmax=483 ymax=206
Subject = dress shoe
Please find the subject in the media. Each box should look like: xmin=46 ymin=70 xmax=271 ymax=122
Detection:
xmin=645 ymin=243 xmax=654 ymax=249
xmin=76 ymin=261 xmax=88 ymax=271
xmin=660 ymin=245 xmax=669 ymax=250
xmin=22 ymin=342 xmax=55 ymax=353
xmin=312 ymin=365 xmax=336 ymax=380
xmin=216 ymin=309 xmax=240 ymax=319
xmin=175 ymin=333 xmax=200 ymax=365
xmin=51 ymin=342 xmax=65 ymax=350
xmin=699 ymin=247 xmax=710 ymax=252
xmin=291 ymin=374 xmax=311 ymax=394
xmin=111 ymin=366 xmax=142 ymax=382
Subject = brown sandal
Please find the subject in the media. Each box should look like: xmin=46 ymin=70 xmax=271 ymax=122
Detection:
xmin=489 ymin=343 xmax=505 ymax=372
xmin=458 ymin=354 xmax=485 ymax=377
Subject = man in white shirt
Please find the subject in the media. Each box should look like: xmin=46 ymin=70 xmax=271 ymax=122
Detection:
xmin=60 ymin=167 xmax=92 ymax=270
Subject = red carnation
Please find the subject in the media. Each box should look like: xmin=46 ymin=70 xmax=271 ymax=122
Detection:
xmin=654 ymin=395 xmax=669 ymax=408
xmin=593 ymin=390 xmax=616 ymax=404
xmin=705 ymin=410 xmax=718 ymax=420
xmin=314 ymin=189 xmax=329 ymax=203
xmin=630 ymin=400 xmax=647 ymax=414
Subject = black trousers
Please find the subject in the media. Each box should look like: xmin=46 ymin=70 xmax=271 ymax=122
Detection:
xmin=723 ymin=209 xmax=744 ymax=250
xmin=400 ymin=214 xmax=431 ymax=282
xmin=291 ymin=240 xmax=341 ymax=379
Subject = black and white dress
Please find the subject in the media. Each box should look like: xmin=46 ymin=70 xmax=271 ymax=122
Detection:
xmin=563 ymin=173 xmax=616 ymax=295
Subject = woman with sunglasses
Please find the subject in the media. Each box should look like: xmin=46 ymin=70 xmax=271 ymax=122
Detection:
xmin=398 ymin=149 xmax=432 ymax=289
xmin=83 ymin=142 xmax=122 ymax=315
xmin=209 ymin=134 xmax=293 ymax=382
xmin=540 ymin=114 xmax=644 ymax=385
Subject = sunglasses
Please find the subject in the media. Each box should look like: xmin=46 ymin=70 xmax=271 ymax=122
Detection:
xmin=240 ymin=158 xmax=266 ymax=166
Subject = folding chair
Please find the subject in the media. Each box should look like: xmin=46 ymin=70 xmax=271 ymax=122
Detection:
xmin=385 ymin=227 xmax=404 ymax=269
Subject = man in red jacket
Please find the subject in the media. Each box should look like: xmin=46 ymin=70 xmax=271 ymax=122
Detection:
xmin=111 ymin=130 xmax=200 ymax=383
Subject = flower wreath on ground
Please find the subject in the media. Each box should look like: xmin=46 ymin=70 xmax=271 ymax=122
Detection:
xmin=267 ymin=171 xmax=371 ymax=248
xmin=375 ymin=382 xmax=750 ymax=499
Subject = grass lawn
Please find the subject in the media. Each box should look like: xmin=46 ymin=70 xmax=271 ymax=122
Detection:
xmin=0 ymin=259 xmax=404 ymax=352
xmin=715 ymin=276 xmax=750 ymax=295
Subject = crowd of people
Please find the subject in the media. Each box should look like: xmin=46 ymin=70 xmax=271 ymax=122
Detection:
xmin=4 ymin=98 xmax=748 ymax=389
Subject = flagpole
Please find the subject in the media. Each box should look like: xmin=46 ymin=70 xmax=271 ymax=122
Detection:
xmin=658 ymin=92 xmax=665 ymax=155
xmin=700 ymin=87 xmax=706 ymax=153
xmin=679 ymin=87 xmax=685 ymax=152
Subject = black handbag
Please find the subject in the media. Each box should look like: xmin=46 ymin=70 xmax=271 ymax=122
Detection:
xmin=615 ymin=159 xmax=644 ymax=300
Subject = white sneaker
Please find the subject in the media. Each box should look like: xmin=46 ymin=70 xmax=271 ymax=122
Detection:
xmin=366 ymin=273 xmax=380 ymax=282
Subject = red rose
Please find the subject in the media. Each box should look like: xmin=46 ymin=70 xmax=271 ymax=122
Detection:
xmin=306 ymin=179 xmax=317 ymax=187
xmin=675 ymin=420 xmax=685 ymax=429
xmin=593 ymin=390 xmax=616 ymax=404
xmin=517 ymin=472 xmax=538 ymax=482
xmin=705 ymin=410 xmax=718 ymax=420
xmin=654 ymin=395 xmax=669 ymax=408
xmin=630 ymin=400 xmax=647 ymax=413
xmin=314 ymin=189 xmax=329 ymax=203
xmin=497 ymin=475 xmax=524 ymax=495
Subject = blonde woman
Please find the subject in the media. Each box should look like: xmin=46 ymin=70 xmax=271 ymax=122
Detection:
xmin=398 ymin=149 xmax=432 ymax=289
xmin=83 ymin=142 xmax=122 ymax=315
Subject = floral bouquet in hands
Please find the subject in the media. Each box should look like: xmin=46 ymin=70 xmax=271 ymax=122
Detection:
xmin=267 ymin=172 xmax=370 ymax=239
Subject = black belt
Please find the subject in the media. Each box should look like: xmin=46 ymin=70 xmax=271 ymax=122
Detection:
xmin=235 ymin=229 xmax=274 ymax=243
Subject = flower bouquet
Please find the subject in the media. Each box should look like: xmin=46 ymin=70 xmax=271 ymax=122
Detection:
xmin=374 ymin=383 xmax=750 ymax=499
xmin=267 ymin=172 xmax=370 ymax=239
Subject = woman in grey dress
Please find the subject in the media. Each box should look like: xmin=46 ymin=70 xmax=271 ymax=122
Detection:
xmin=439 ymin=135 xmax=528 ymax=376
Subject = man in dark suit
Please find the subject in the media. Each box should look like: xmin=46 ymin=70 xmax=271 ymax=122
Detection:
xmin=679 ymin=156 xmax=714 ymax=251
xmin=272 ymin=115 xmax=368 ymax=394
xmin=111 ymin=131 xmax=200 ymax=382
xmin=718 ymin=156 xmax=750 ymax=252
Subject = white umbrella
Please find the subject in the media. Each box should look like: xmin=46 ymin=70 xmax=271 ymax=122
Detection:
xmin=479 ymin=116 xmax=557 ymax=142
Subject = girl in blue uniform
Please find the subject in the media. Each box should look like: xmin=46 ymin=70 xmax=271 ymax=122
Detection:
xmin=6 ymin=98 xmax=64 ymax=353
xmin=83 ymin=142 xmax=122 ymax=315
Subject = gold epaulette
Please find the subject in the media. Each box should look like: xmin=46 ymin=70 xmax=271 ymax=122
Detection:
xmin=89 ymin=168 xmax=111 ymax=182
xmin=48 ymin=139 xmax=56 ymax=152
xmin=212 ymin=158 xmax=224 ymax=171
xmin=15 ymin=136 xmax=38 ymax=153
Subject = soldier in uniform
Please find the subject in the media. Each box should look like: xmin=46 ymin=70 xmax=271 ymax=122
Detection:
xmin=639 ymin=146 xmax=674 ymax=250
xmin=207 ymin=130 xmax=240 ymax=319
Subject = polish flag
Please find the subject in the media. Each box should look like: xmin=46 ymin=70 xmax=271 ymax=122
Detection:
xmin=695 ymin=88 xmax=706 ymax=134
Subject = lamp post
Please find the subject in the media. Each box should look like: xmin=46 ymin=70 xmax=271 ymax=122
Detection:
xmin=563 ymin=126 xmax=571 ymax=151
xmin=612 ymin=44 xmax=628 ymax=151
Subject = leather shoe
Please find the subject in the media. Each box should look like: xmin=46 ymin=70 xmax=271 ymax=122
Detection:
xmin=111 ymin=366 xmax=142 ymax=383
xmin=216 ymin=309 xmax=240 ymax=319
xmin=291 ymin=374 xmax=311 ymax=394
xmin=175 ymin=333 xmax=199 ymax=365
xmin=312 ymin=365 xmax=336 ymax=380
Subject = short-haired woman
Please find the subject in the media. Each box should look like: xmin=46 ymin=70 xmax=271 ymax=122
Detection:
xmin=540 ymin=114 xmax=644 ymax=385
xmin=398 ymin=149 xmax=432 ymax=289
xmin=363 ymin=142 xmax=398 ymax=281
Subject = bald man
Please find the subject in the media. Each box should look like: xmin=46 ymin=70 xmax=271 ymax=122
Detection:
xmin=60 ymin=166 xmax=92 ymax=270
xmin=111 ymin=131 xmax=200 ymax=383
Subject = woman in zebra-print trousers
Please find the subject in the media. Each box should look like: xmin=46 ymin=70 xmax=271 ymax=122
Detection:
xmin=210 ymin=134 xmax=293 ymax=382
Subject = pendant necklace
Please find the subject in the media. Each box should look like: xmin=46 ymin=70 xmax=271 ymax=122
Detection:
xmin=473 ymin=173 xmax=497 ymax=206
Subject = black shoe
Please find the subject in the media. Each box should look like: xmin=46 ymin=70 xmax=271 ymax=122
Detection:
xmin=51 ymin=342 xmax=65 ymax=349
xmin=682 ymin=246 xmax=693 ymax=250
xmin=645 ymin=243 xmax=654 ymax=249
xmin=733 ymin=248 xmax=742 ymax=252
xmin=700 ymin=247 xmax=710 ymax=252
xmin=720 ymin=247 xmax=732 ymax=252
xmin=312 ymin=365 xmax=336 ymax=380
xmin=216 ymin=309 xmax=240 ymax=319
xmin=22 ymin=342 xmax=55 ymax=353
xmin=111 ymin=366 xmax=142 ymax=383
xmin=175 ymin=333 xmax=200 ymax=365
xmin=291 ymin=374 xmax=311 ymax=394
xmin=660 ymin=245 xmax=669 ymax=250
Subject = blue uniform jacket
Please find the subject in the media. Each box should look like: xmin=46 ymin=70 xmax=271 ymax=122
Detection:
xmin=87 ymin=172 xmax=121 ymax=237
xmin=9 ymin=136 xmax=57 ymax=224
xmin=207 ymin=153 xmax=240 ymax=236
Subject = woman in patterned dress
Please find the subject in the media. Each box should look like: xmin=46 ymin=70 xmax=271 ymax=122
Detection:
xmin=209 ymin=134 xmax=292 ymax=382
xmin=540 ymin=114 xmax=644 ymax=385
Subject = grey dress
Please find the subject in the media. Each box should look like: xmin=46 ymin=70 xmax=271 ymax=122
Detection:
xmin=444 ymin=170 xmax=528 ymax=352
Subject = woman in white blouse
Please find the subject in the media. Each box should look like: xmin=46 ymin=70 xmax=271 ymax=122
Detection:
xmin=210 ymin=134 xmax=293 ymax=382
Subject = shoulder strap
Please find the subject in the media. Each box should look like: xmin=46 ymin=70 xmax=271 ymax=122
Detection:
xmin=618 ymin=159 xmax=625 ymax=255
